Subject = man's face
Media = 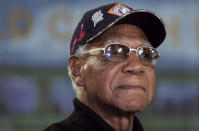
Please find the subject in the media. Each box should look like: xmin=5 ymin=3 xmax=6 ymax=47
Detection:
xmin=81 ymin=24 xmax=156 ymax=113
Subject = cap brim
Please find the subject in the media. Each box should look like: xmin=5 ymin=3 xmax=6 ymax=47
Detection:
xmin=116 ymin=10 xmax=166 ymax=48
xmin=87 ymin=10 xmax=166 ymax=48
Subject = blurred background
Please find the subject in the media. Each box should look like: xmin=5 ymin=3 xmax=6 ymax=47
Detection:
xmin=0 ymin=0 xmax=199 ymax=131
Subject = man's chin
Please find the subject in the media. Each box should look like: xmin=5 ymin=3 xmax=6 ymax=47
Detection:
xmin=98 ymin=97 xmax=148 ymax=114
xmin=116 ymin=102 xmax=147 ymax=113
xmin=123 ymin=106 xmax=145 ymax=113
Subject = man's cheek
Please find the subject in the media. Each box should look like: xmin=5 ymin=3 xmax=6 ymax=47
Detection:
xmin=146 ymin=68 xmax=156 ymax=104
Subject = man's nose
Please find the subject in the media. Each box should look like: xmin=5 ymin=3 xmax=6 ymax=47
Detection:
xmin=121 ymin=53 xmax=145 ymax=75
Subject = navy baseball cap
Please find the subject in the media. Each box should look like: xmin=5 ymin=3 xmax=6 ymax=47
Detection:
xmin=70 ymin=3 xmax=166 ymax=55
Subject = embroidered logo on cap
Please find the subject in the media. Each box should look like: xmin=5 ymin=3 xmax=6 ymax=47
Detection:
xmin=107 ymin=3 xmax=132 ymax=16
xmin=92 ymin=10 xmax=103 ymax=27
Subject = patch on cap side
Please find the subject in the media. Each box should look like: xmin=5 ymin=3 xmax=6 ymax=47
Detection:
xmin=107 ymin=3 xmax=132 ymax=16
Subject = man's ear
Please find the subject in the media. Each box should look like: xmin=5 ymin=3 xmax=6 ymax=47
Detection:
xmin=68 ymin=56 xmax=85 ymax=87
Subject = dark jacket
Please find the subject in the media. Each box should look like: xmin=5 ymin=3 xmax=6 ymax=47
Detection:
xmin=44 ymin=98 xmax=144 ymax=131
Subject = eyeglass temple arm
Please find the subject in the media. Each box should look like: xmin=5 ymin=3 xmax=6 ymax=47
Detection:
xmin=83 ymin=48 xmax=105 ymax=54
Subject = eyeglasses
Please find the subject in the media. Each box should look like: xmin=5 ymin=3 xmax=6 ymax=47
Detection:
xmin=83 ymin=42 xmax=160 ymax=66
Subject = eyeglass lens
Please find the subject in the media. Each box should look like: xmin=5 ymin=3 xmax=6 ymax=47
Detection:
xmin=104 ymin=44 xmax=159 ymax=66
xmin=105 ymin=44 xmax=129 ymax=62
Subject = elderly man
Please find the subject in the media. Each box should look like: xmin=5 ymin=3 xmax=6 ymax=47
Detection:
xmin=44 ymin=2 xmax=166 ymax=131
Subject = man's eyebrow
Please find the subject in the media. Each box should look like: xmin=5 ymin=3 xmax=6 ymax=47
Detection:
xmin=142 ymin=42 xmax=152 ymax=46
xmin=106 ymin=39 xmax=151 ymax=46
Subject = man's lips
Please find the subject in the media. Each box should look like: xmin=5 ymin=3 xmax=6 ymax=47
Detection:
xmin=115 ymin=85 xmax=146 ymax=92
